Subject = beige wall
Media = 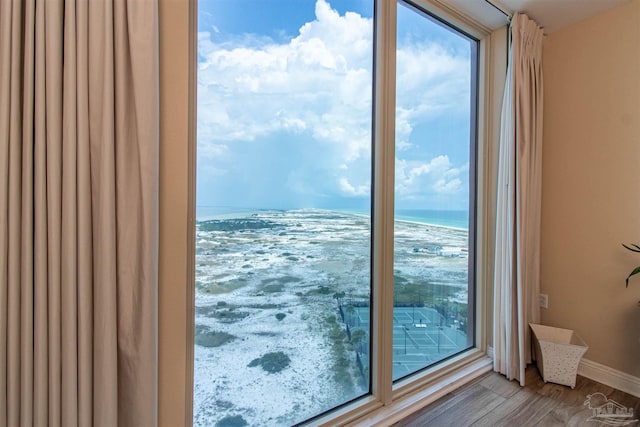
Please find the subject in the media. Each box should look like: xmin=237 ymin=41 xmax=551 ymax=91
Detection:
xmin=541 ymin=0 xmax=640 ymax=377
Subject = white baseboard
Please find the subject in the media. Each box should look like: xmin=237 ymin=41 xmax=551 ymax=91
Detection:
xmin=578 ymin=358 xmax=640 ymax=398
xmin=487 ymin=347 xmax=639 ymax=398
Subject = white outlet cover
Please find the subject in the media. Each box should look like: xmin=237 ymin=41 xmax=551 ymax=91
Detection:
xmin=539 ymin=294 xmax=548 ymax=309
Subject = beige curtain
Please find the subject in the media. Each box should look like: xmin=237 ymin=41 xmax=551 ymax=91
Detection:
xmin=493 ymin=12 xmax=544 ymax=386
xmin=0 ymin=0 xmax=158 ymax=426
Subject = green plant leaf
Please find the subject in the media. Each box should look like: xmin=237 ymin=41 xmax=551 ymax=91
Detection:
xmin=625 ymin=266 xmax=640 ymax=288
xmin=622 ymin=243 xmax=640 ymax=253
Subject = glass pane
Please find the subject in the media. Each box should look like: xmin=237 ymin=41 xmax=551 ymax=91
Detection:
xmin=194 ymin=1 xmax=373 ymax=425
xmin=392 ymin=0 xmax=476 ymax=381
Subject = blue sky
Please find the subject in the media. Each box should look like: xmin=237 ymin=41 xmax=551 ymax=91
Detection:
xmin=196 ymin=0 xmax=473 ymax=211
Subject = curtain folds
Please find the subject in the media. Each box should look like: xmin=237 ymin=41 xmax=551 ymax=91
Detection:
xmin=0 ymin=0 xmax=159 ymax=426
xmin=493 ymin=12 xmax=544 ymax=386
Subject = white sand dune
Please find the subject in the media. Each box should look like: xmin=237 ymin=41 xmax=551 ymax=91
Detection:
xmin=193 ymin=209 xmax=467 ymax=426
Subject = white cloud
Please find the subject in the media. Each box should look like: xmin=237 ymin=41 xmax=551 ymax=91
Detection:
xmin=395 ymin=43 xmax=470 ymax=150
xmin=338 ymin=177 xmax=369 ymax=197
xmin=433 ymin=178 xmax=462 ymax=193
xmin=197 ymin=0 xmax=471 ymax=204
xmin=395 ymin=155 xmax=468 ymax=200
xmin=198 ymin=143 xmax=229 ymax=158
xmin=197 ymin=0 xmax=373 ymax=165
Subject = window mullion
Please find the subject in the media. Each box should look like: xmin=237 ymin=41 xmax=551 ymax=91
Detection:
xmin=372 ymin=0 xmax=397 ymax=406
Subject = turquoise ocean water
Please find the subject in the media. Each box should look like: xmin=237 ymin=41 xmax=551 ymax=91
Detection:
xmin=394 ymin=209 xmax=468 ymax=229
xmin=196 ymin=206 xmax=469 ymax=230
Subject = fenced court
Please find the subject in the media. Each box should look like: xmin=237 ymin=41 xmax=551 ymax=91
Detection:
xmin=350 ymin=306 xmax=468 ymax=379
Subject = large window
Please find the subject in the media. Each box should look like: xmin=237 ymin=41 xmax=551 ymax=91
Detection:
xmin=391 ymin=0 xmax=476 ymax=381
xmin=194 ymin=1 xmax=478 ymax=425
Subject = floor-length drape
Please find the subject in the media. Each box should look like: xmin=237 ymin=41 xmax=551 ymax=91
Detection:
xmin=0 ymin=1 xmax=159 ymax=426
xmin=493 ymin=12 xmax=544 ymax=386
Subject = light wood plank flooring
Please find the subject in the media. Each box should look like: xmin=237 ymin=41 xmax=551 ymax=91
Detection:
xmin=395 ymin=366 xmax=640 ymax=426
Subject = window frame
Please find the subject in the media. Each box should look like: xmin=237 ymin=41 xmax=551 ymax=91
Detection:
xmin=316 ymin=2 xmax=497 ymax=424
xmin=391 ymin=0 xmax=480 ymax=384
xmin=157 ymin=0 xmax=507 ymax=425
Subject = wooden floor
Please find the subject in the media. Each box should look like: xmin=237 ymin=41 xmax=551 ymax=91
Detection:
xmin=395 ymin=366 xmax=640 ymax=427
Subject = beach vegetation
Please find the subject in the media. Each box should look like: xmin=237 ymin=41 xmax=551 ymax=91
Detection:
xmin=333 ymin=291 xmax=346 ymax=308
xmin=261 ymin=276 xmax=301 ymax=286
xmin=345 ymin=304 xmax=356 ymax=327
xmin=215 ymin=415 xmax=248 ymax=427
xmin=213 ymin=309 xmax=249 ymax=322
xmin=195 ymin=305 xmax=218 ymax=316
xmin=198 ymin=218 xmax=280 ymax=232
xmin=197 ymin=305 xmax=249 ymax=322
xmin=325 ymin=314 xmax=355 ymax=393
xmin=434 ymin=300 xmax=468 ymax=330
xmin=248 ymin=351 xmax=291 ymax=373
xmin=252 ymin=331 xmax=279 ymax=337
xmin=214 ymin=400 xmax=234 ymax=409
xmin=393 ymin=278 xmax=463 ymax=307
xmin=245 ymin=303 xmax=281 ymax=309
xmin=262 ymin=283 xmax=284 ymax=293
xmin=301 ymin=285 xmax=333 ymax=297
xmin=194 ymin=325 xmax=236 ymax=348
xmin=350 ymin=328 xmax=367 ymax=354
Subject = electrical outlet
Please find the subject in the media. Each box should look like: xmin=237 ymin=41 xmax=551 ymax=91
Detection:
xmin=539 ymin=293 xmax=548 ymax=309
